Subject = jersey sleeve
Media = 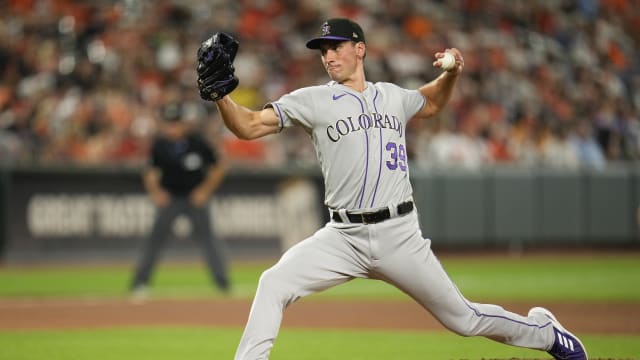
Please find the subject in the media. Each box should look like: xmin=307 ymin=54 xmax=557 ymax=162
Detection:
xmin=265 ymin=87 xmax=316 ymax=132
xmin=376 ymin=82 xmax=426 ymax=122
xmin=401 ymin=87 xmax=427 ymax=120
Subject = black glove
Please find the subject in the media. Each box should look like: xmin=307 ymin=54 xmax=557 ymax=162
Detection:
xmin=196 ymin=32 xmax=239 ymax=101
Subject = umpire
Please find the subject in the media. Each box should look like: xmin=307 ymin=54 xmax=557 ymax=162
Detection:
xmin=130 ymin=101 xmax=230 ymax=298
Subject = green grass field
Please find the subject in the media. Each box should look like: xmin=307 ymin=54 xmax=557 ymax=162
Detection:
xmin=1 ymin=328 xmax=638 ymax=360
xmin=1 ymin=253 xmax=639 ymax=359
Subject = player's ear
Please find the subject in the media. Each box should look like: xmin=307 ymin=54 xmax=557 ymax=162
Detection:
xmin=355 ymin=42 xmax=366 ymax=59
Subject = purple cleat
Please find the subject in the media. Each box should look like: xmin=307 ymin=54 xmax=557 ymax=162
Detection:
xmin=528 ymin=307 xmax=588 ymax=360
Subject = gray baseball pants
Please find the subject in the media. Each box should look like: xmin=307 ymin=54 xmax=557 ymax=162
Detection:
xmin=131 ymin=197 xmax=229 ymax=291
xmin=234 ymin=210 xmax=554 ymax=360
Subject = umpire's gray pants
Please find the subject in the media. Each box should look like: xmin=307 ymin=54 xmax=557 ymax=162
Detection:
xmin=131 ymin=197 xmax=229 ymax=291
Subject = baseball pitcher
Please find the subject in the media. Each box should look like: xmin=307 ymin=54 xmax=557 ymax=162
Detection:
xmin=196 ymin=18 xmax=587 ymax=360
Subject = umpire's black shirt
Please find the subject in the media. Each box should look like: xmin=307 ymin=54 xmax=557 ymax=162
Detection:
xmin=150 ymin=133 xmax=217 ymax=196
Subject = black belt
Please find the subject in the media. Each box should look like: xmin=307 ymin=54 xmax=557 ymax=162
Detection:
xmin=331 ymin=201 xmax=414 ymax=224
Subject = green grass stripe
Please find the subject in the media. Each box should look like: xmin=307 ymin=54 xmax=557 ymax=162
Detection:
xmin=0 ymin=327 xmax=638 ymax=360
xmin=0 ymin=254 xmax=638 ymax=302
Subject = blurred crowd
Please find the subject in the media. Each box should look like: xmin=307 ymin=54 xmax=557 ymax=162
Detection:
xmin=0 ymin=0 xmax=639 ymax=170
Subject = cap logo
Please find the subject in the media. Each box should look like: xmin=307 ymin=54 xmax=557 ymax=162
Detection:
xmin=321 ymin=22 xmax=330 ymax=36
xmin=352 ymin=32 xmax=358 ymax=38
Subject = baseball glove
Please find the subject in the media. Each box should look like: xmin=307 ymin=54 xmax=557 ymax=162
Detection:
xmin=196 ymin=32 xmax=239 ymax=101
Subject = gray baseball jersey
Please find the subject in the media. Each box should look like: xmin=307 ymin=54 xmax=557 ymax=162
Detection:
xmin=269 ymin=80 xmax=423 ymax=210
xmin=235 ymin=81 xmax=556 ymax=360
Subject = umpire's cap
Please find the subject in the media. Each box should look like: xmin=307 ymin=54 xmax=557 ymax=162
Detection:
xmin=306 ymin=18 xmax=365 ymax=49
xmin=160 ymin=102 xmax=184 ymax=122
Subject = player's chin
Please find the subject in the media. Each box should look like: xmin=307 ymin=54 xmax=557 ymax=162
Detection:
xmin=326 ymin=66 xmax=338 ymax=76
xmin=326 ymin=71 xmax=344 ymax=82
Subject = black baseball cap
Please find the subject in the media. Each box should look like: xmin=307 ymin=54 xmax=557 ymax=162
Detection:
xmin=306 ymin=18 xmax=366 ymax=49
xmin=160 ymin=102 xmax=184 ymax=122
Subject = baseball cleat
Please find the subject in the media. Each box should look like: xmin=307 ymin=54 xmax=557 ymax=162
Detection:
xmin=130 ymin=285 xmax=149 ymax=304
xmin=528 ymin=307 xmax=588 ymax=360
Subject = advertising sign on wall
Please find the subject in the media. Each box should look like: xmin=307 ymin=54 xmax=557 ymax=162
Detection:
xmin=4 ymin=168 xmax=325 ymax=260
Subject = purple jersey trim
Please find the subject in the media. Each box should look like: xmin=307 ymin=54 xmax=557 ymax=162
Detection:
xmin=360 ymin=128 xmax=370 ymax=209
xmin=342 ymin=91 xmax=368 ymax=209
xmin=418 ymin=95 xmax=427 ymax=117
xmin=370 ymin=89 xmax=382 ymax=208
xmin=271 ymin=102 xmax=285 ymax=132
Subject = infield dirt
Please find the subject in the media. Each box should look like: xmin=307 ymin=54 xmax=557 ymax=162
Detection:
xmin=0 ymin=297 xmax=637 ymax=334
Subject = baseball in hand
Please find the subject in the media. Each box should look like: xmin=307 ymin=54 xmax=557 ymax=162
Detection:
xmin=440 ymin=52 xmax=456 ymax=71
